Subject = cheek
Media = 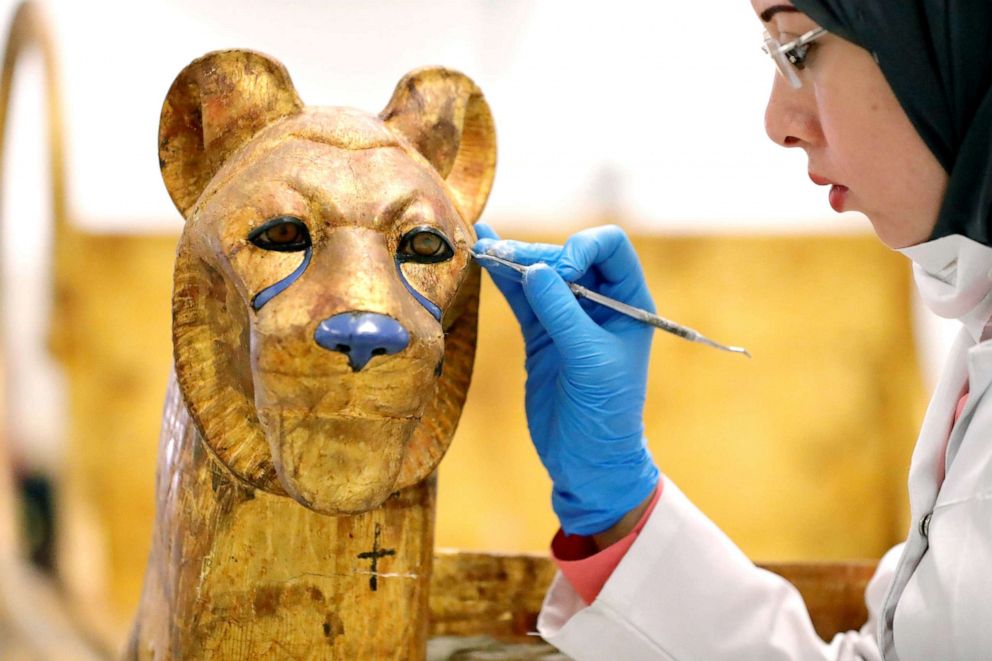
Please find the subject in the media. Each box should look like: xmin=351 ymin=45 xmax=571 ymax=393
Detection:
xmin=820 ymin=97 xmax=947 ymax=246
xmin=396 ymin=252 xmax=469 ymax=320
xmin=812 ymin=47 xmax=894 ymax=168
xmin=824 ymin=89 xmax=945 ymax=194
xmin=229 ymin=247 xmax=310 ymax=309
xmin=816 ymin=90 xmax=886 ymax=176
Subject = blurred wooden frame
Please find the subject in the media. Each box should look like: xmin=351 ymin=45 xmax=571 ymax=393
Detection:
xmin=429 ymin=552 xmax=876 ymax=643
xmin=0 ymin=0 xmax=918 ymax=655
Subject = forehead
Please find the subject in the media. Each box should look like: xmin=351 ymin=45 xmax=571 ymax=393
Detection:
xmin=278 ymin=141 xmax=449 ymax=217
xmin=203 ymin=132 xmax=455 ymax=231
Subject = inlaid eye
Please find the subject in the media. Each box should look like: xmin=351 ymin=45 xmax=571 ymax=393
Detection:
xmin=248 ymin=216 xmax=311 ymax=252
xmin=397 ymin=227 xmax=454 ymax=264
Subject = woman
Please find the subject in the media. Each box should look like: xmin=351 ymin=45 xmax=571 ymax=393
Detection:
xmin=473 ymin=1 xmax=992 ymax=659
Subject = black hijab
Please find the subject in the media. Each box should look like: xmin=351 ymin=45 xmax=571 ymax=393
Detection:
xmin=791 ymin=0 xmax=992 ymax=245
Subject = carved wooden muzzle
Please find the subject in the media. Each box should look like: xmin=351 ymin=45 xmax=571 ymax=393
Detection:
xmin=159 ymin=51 xmax=496 ymax=514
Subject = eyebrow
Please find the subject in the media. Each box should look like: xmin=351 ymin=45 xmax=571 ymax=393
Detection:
xmin=380 ymin=190 xmax=423 ymax=226
xmin=760 ymin=5 xmax=800 ymax=22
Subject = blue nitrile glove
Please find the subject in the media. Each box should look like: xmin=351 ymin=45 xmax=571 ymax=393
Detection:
xmin=473 ymin=223 xmax=660 ymax=536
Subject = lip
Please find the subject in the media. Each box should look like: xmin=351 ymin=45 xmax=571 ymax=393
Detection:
xmin=808 ymin=172 xmax=836 ymax=186
xmin=828 ymin=185 xmax=849 ymax=212
xmin=809 ymin=172 xmax=849 ymax=212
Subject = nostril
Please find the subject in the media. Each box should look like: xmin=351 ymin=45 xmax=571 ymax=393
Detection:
xmin=314 ymin=312 xmax=411 ymax=371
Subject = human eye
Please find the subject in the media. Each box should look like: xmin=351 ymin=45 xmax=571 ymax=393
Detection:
xmin=782 ymin=35 xmax=817 ymax=70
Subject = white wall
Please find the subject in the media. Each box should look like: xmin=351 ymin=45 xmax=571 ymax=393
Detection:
xmin=37 ymin=0 xmax=869 ymax=231
xmin=0 ymin=0 xmax=958 ymax=466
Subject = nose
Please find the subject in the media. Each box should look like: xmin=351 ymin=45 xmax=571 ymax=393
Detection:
xmin=314 ymin=312 xmax=410 ymax=372
xmin=763 ymin=74 xmax=822 ymax=149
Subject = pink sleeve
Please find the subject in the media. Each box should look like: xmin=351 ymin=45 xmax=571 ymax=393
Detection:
xmin=550 ymin=481 xmax=664 ymax=605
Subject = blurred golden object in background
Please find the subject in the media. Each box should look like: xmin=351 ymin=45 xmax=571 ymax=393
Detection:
xmin=50 ymin=232 xmax=177 ymax=646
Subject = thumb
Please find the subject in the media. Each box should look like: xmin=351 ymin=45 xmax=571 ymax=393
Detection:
xmin=521 ymin=264 xmax=601 ymax=354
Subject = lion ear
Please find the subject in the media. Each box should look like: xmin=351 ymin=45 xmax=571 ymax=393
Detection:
xmin=159 ymin=49 xmax=304 ymax=218
xmin=380 ymin=67 xmax=497 ymax=224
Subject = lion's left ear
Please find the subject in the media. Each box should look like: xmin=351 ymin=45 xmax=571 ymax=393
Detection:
xmin=381 ymin=67 xmax=497 ymax=224
xmin=159 ymin=50 xmax=304 ymax=218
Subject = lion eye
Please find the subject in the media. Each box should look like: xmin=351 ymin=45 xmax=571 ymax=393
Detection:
xmin=397 ymin=227 xmax=454 ymax=264
xmin=265 ymin=223 xmax=300 ymax=244
xmin=248 ymin=216 xmax=311 ymax=252
xmin=411 ymin=233 xmax=443 ymax=256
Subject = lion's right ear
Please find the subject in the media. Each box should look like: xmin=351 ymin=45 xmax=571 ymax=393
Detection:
xmin=159 ymin=50 xmax=303 ymax=218
xmin=380 ymin=68 xmax=496 ymax=225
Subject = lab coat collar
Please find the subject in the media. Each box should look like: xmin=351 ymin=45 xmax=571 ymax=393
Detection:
xmin=898 ymin=234 xmax=992 ymax=343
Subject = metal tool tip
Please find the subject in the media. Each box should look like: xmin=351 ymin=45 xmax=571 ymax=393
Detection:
xmin=696 ymin=336 xmax=752 ymax=359
xmin=716 ymin=344 xmax=752 ymax=359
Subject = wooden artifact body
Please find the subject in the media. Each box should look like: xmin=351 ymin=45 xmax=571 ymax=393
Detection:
xmin=132 ymin=381 xmax=438 ymax=658
xmin=129 ymin=50 xmax=495 ymax=659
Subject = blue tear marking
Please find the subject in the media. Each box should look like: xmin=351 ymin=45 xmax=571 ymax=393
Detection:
xmin=395 ymin=259 xmax=442 ymax=321
xmin=251 ymin=247 xmax=313 ymax=311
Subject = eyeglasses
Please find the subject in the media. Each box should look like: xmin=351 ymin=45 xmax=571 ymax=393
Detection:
xmin=762 ymin=27 xmax=827 ymax=89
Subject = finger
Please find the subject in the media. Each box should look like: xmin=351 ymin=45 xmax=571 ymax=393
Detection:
xmin=473 ymin=222 xmax=501 ymax=241
xmin=557 ymin=225 xmax=654 ymax=311
xmin=521 ymin=264 xmax=601 ymax=356
xmin=558 ymin=225 xmax=641 ymax=282
xmin=473 ymin=238 xmax=525 ymax=283
xmin=478 ymin=239 xmax=563 ymax=266
xmin=472 ymin=238 xmax=539 ymax=330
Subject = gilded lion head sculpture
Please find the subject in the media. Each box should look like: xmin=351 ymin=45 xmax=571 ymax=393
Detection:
xmin=159 ymin=50 xmax=495 ymax=514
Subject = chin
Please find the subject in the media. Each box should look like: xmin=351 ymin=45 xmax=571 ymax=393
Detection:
xmin=867 ymin=209 xmax=929 ymax=248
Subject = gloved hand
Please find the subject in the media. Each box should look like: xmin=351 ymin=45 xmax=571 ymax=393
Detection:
xmin=474 ymin=223 xmax=659 ymax=536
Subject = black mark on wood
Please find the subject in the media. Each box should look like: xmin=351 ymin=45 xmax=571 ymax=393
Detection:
xmin=356 ymin=523 xmax=396 ymax=591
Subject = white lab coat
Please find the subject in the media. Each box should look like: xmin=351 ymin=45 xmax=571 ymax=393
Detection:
xmin=537 ymin=235 xmax=992 ymax=660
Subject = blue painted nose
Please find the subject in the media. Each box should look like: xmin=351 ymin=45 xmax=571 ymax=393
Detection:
xmin=314 ymin=312 xmax=410 ymax=372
